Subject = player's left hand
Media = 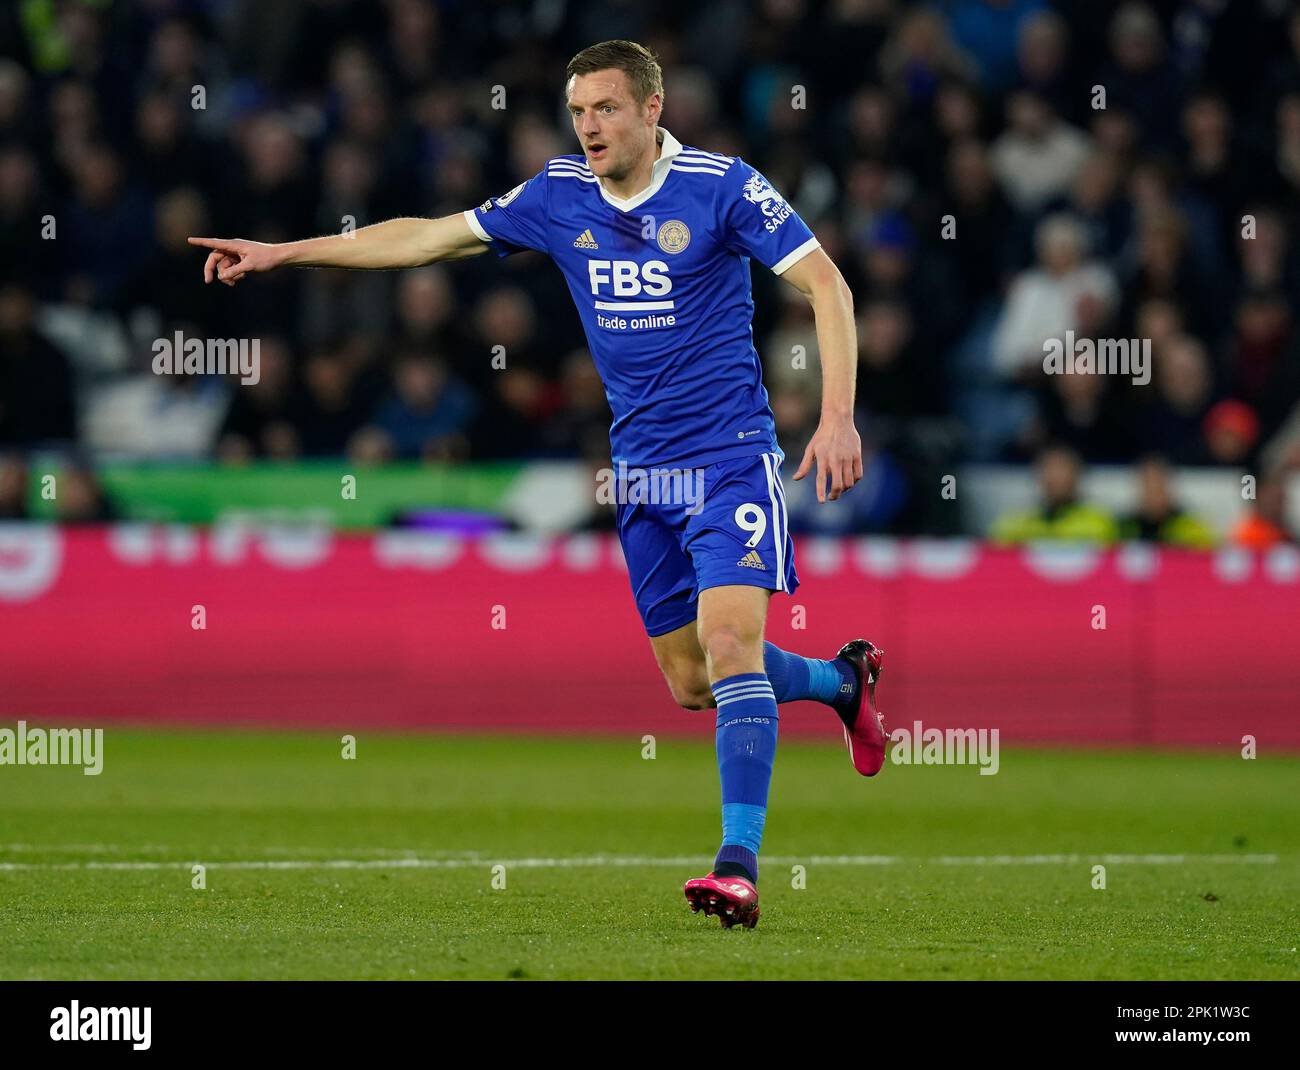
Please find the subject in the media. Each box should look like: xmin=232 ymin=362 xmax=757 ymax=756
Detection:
xmin=793 ymin=418 xmax=863 ymax=503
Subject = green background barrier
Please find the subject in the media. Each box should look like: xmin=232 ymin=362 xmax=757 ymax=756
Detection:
xmin=28 ymin=462 xmax=524 ymax=528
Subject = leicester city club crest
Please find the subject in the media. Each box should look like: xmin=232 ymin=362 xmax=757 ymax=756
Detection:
xmin=656 ymin=219 xmax=690 ymax=254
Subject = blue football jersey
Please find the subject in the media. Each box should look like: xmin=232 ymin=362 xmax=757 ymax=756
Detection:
xmin=463 ymin=128 xmax=820 ymax=469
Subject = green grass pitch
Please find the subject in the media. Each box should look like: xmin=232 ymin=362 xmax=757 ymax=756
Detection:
xmin=0 ymin=730 xmax=1296 ymax=980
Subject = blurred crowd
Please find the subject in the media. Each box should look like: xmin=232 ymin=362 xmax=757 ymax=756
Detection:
xmin=988 ymin=444 xmax=1294 ymax=549
xmin=2 ymin=0 xmax=1300 ymax=542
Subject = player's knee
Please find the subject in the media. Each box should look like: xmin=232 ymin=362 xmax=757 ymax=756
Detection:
xmin=698 ymin=623 xmax=762 ymax=678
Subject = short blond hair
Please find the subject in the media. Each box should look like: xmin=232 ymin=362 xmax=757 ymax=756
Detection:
xmin=565 ymin=40 xmax=663 ymax=105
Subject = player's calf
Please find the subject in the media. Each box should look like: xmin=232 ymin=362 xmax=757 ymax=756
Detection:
xmin=650 ymin=621 xmax=716 ymax=710
xmin=666 ymin=679 xmax=713 ymax=710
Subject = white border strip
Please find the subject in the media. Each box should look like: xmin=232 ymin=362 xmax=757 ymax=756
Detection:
xmin=463 ymin=209 xmax=492 ymax=243
xmin=771 ymin=235 xmax=821 ymax=275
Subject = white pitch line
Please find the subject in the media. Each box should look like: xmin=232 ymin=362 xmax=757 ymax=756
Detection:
xmin=0 ymin=853 xmax=1279 ymax=873
xmin=0 ymin=843 xmax=485 ymax=858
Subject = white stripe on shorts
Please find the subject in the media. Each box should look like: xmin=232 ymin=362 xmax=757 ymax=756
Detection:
xmin=770 ymin=453 xmax=790 ymax=585
xmin=761 ymin=452 xmax=785 ymax=591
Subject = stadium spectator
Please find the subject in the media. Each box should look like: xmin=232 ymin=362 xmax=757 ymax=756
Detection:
xmin=132 ymin=89 xmax=211 ymax=196
xmin=216 ymin=336 xmax=297 ymax=462
xmin=1133 ymin=297 xmax=1184 ymax=356
xmin=1137 ymin=333 xmax=1214 ymax=464
xmin=1202 ymin=400 xmax=1261 ymax=468
xmin=1233 ymin=208 xmax=1295 ymax=300
xmin=989 ymin=90 xmax=1091 ymax=212
xmin=946 ymin=0 xmax=1049 ymax=93
xmin=82 ymin=364 xmax=228 ymax=460
xmin=1095 ymin=2 xmax=1185 ymax=151
xmin=223 ymin=113 xmax=314 ymax=244
xmin=1051 ymin=150 xmax=1129 ymax=263
xmin=288 ymin=349 xmax=371 ymax=457
xmin=1181 ymin=91 xmax=1250 ymax=251
xmin=0 ymin=453 xmax=27 ymax=520
xmin=857 ymin=213 xmax=961 ymax=357
xmin=538 ymin=349 xmax=612 ymax=459
xmin=878 ymin=7 xmax=977 ymax=111
xmin=60 ymin=143 xmax=153 ymax=309
xmin=856 ymin=297 xmax=924 ymax=425
xmin=53 ymin=462 xmax=117 ymax=524
xmin=1015 ymin=10 xmax=1072 ymax=117
xmin=471 ymin=367 xmax=558 ymax=461
xmin=1117 ymin=455 xmax=1216 ymax=548
xmin=1117 ymin=198 xmax=1216 ymax=339
xmin=942 ymin=137 xmax=1015 ymax=304
xmin=1033 ymin=367 xmax=1136 ymax=464
xmin=125 ymin=187 xmax=222 ymax=338
xmin=364 ymin=352 xmax=477 ymax=462
xmin=392 ymin=266 xmax=470 ymax=358
xmin=991 ymin=445 xmax=1118 ymax=544
xmin=1229 ymin=469 xmax=1296 ymax=549
xmin=0 ymin=58 xmax=36 ymax=146
xmin=1224 ymin=290 xmax=1297 ymax=431
xmin=0 ymin=285 xmax=77 ymax=447
xmin=470 ymin=286 xmax=549 ymax=377
xmin=0 ymin=146 xmax=57 ymax=296
xmin=991 ymin=214 xmax=1118 ymax=378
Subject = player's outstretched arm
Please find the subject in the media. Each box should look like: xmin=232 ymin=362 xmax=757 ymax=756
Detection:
xmin=780 ymin=248 xmax=863 ymax=503
xmin=187 ymin=213 xmax=488 ymax=286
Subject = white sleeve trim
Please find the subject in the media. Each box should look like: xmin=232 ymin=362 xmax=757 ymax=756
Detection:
xmin=463 ymin=209 xmax=492 ymax=243
xmin=771 ymin=236 xmax=821 ymax=275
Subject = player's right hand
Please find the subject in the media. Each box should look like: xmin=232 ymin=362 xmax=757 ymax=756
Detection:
xmin=187 ymin=236 xmax=282 ymax=286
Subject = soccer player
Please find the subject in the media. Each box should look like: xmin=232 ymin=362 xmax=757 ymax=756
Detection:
xmin=189 ymin=40 xmax=886 ymax=930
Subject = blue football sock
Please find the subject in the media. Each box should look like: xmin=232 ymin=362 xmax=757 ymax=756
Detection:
xmin=711 ymin=673 xmax=779 ymax=883
xmin=763 ymin=641 xmax=856 ymax=706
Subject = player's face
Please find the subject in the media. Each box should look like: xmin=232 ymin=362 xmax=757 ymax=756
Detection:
xmin=565 ymin=70 xmax=658 ymax=180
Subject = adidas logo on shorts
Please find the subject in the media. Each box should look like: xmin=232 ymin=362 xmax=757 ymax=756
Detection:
xmin=573 ymin=228 xmax=599 ymax=249
xmin=737 ymin=550 xmax=766 ymax=570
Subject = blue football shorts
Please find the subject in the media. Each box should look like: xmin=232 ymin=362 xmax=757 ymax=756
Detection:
xmin=615 ymin=450 xmax=799 ymax=637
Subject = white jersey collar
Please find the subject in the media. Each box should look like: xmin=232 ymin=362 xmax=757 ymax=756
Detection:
xmin=596 ymin=127 xmax=682 ymax=213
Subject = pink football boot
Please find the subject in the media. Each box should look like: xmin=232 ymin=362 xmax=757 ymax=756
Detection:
xmin=683 ymin=873 xmax=760 ymax=929
xmin=833 ymin=639 xmax=887 ymax=776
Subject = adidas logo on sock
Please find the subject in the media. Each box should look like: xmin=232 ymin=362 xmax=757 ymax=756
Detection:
xmin=737 ymin=550 xmax=766 ymax=569
xmin=573 ymin=228 xmax=599 ymax=249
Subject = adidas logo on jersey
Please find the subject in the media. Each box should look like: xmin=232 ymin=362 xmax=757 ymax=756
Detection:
xmin=737 ymin=550 xmax=766 ymax=570
xmin=573 ymin=228 xmax=599 ymax=250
